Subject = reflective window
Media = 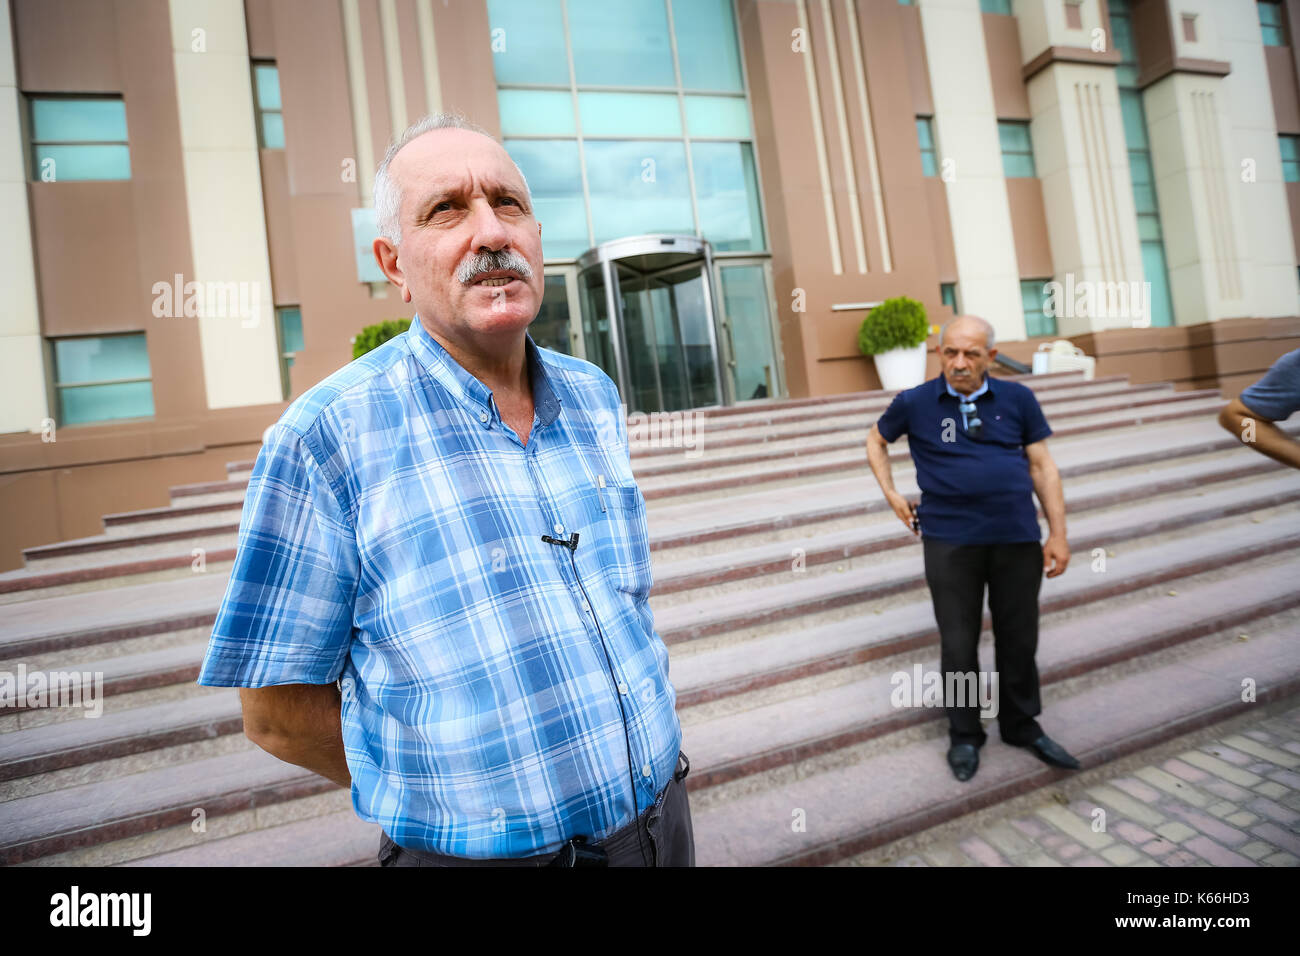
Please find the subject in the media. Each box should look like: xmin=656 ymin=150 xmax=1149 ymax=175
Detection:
xmin=584 ymin=140 xmax=693 ymax=242
xmin=53 ymin=334 xmax=154 ymax=425
xmin=980 ymin=0 xmax=1012 ymax=13
xmin=253 ymin=62 xmax=284 ymax=149
xmin=29 ymin=96 xmax=130 ymax=182
xmin=277 ymin=307 xmax=303 ymax=400
xmin=498 ymin=90 xmax=576 ymax=136
xmin=720 ymin=264 xmax=778 ymax=401
xmin=940 ymin=283 xmax=958 ymax=312
xmin=916 ymin=117 xmax=937 ymax=177
xmin=1259 ymin=1 xmax=1287 ymax=46
xmin=505 ymin=139 xmax=589 ymax=260
xmin=685 ymin=96 xmax=750 ymax=139
xmin=1020 ymin=280 xmax=1056 ymax=338
xmin=999 ymin=121 xmax=1036 ymax=178
xmin=531 ymin=274 xmax=573 ymax=354
xmin=1281 ymin=135 xmax=1300 ymax=182
xmin=692 ymin=141 xmax=764 ymax=251
xmin=672 ymin=0 xmax=743 ymax=92
xmin=568 ymin=0 xmax=674 ymax=87
xmin=579 ymin=92 xmax=681 ymax=137
xmin=487 ymin=0 xmax=570 ymax=84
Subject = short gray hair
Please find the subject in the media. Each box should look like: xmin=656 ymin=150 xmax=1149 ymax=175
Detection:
xmin=372 ymin=111 xmax=533 ymax=245
xmin=939 ymin=315 xmax=996 ymax=350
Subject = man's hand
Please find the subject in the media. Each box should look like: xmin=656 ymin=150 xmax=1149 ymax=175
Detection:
xmin=1043 ymin=534 xmax=1070 ymax=578
xmin=885 ymin=490 xmax=920 ymax=537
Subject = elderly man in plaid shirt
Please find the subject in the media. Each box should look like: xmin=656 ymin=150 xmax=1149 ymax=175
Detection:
xmin=198 ymin=113 xmax=692 ymax=867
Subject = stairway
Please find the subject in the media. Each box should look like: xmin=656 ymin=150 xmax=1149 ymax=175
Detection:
xmin=1 ymin=369 xmax=1297 ymax=866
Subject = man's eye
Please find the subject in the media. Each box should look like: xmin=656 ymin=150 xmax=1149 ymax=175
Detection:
xmin=432 ymin=201 xmax=452 ymax=212
xmin=499 ymin=197 xmax=519 ymax=206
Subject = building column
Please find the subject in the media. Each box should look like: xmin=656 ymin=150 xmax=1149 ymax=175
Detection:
xmin=169 ymin=0 xmax=281 ymax=408
xmin=919 ymin=0 xmax=1025 ymax=343
xmin=1014 ymin=0 xmax=1146 ymax=335
xmin=0 ymin=0 xmax=50 ymax=435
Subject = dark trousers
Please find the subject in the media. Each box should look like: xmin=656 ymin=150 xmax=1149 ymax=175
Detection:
xmin=378 ymin=752 xmax=695 ymax=867
xmin=922 ymin=538 xmax=1044 ymax=748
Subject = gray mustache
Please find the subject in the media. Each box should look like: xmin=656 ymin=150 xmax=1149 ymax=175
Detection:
xmin=458 ymin=249 xmax=533 ymax=285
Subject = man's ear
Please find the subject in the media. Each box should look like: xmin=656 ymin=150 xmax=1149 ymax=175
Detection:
xmin=986 ymin=347 xmax=999 ymax=363
xmin=373 ymin=237 xmax=410 ymax=302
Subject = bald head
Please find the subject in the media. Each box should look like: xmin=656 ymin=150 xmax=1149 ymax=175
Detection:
xmin=940 ymin=316 xmax=996 ymax=350
xmin=373 ymin=112 xmax=532 ymax=245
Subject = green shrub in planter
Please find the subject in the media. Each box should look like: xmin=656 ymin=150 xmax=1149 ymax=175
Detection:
xmin=353 ymin=318 xmax=412 ymax=359
xmin=856 ymin=296 xmax=930 ymax=356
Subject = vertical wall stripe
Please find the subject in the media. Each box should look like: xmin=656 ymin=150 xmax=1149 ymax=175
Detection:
xmin=1193 ymin=90 xmax=1241 ymax=300
xmin=168 ymin=0 xmax=281 ymax=408
xmin=844 ymin=0 xmax=891 ymax=272
xmin=0 ymin=0 xmax=49 ymax=434
xmin=378 ymin=0 xmax=407 ymax=133
xmin=415 ymin=0 xmax=442 ymax=115
xmin=796 ymin=0 xmax=843 ymax=275
xmin=341 ymin=0 xmax=375 ymax=203
xmin=819 ymin=0 xmax=866 ymax=274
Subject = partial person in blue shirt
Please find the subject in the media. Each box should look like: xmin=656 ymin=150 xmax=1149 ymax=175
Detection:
xmin=198 ymin=113 xmax=691 ymax=866
xmin=1218 ymin=347 xmax=1300 ymax=471
xmin=865 ymin=316 xmax=1080 ymax=783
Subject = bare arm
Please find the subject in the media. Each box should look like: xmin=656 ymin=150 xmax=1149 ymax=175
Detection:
xmin=1217 ymin=397 xmax=1300 ymax=470
xmin=239 ymin=683 xmax=351 ymax=788
xmin=866 ymin=423 xmax=918 ymax=537
xmin=1026 ymin=439 xmax=1069 ymax=578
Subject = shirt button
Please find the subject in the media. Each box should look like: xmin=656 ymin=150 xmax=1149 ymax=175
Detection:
xmin=479 ymin=411 xmax=489 ymax=424
xmin=617 ymin=682 xmax=629 ymax=695
xmin=641 ymin=764 xmax=652 ymax=778
xmin=582 ymin=600 xmax=591 ymax=613
xmin=553 ymin=522 xmax=564 ymax=535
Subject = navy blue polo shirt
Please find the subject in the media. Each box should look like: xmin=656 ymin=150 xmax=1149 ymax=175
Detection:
xmin=875 ymin=374 xmax=1052 ymax=545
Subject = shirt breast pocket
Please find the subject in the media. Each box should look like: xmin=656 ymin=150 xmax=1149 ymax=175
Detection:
xmin=600 ymin=482 xmax=654 ymax=601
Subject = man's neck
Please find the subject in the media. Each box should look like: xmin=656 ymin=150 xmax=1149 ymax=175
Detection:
xmin=419 ymin=316 xmax=530 ymax=399
xmin=946 ymin=374 xmax=986 ymax=397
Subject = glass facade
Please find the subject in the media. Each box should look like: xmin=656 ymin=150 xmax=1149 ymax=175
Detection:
xmin=28 ymin=96 xmax=130 ymax=181
xmin=916 ymin=117 xmax=937 ymax=177
xmin=53 ymin=334 xmax=154 ymax=425
xmin=980 ymin=0 xmax=1012 ymax=14
xmin=940 ymin=283 xmax=958 ymax=313
xmin=253 ymin=62 xmax=284 ymax=149
xmin=1259 ymin=1 xmax=1286 ymax=46
xmin=1021 ymin=280 xmax=1056 ymax=338
xmin=999 ymin=122 xmax=1036 ymax=178
xmin=489 ymin=0 xmax=765 ymax=260
xmin=1112 ymin=0 xmax=1174 ymax=327
xmin=1281 ymin=135 xmax=1300 ymax=183
xmin=277 ymin=307 xmax=303 ymax=400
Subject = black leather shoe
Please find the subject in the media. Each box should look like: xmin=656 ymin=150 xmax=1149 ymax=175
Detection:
xmin=947 ymin=743 xmax=979 ymax=782
xmin=1019 ymin=734 xmax=1081 ymax=770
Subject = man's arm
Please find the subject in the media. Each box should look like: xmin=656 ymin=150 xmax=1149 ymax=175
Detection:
xmin=1025 ymin=439 xmax=1068 ymax=578
xmin=866 ymin=423 xmax=918 ymax=537
xmin=239 ymin=683 xmax=352 ymax=788
xmin=1217 ymin=397 xmax=1300 ymax=470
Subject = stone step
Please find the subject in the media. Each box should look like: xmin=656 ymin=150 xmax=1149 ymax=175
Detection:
xmin=653 ymin=500 xmax=1300 ymax=645
xmin=0 ymin=745 xmax=338 ymax=865
xmin=120 ymin=808 xmax=382 ymax=867
xmin=689 ymin=623 xmax=1300 ymax=866
xmin=5 ymin=434 xmax=1281 ymax=604
xmin=679 ymin=561 xmax=1300 ymax=790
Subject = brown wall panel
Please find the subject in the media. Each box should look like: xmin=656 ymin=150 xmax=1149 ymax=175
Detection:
xmin=13 ymin=0 xmax=121 ymax=91
xmin=1006 ymin=177 xmax=1054 ymax=278
xmin=1268 ymin=45 xmax=1300 ymax=136
xmin=260 ymin=149 xmax=299 ymax=305
xmin=432 ymin=0 xmax=499 ymax=131
xmin=897 ymin=5 xmax=933 ymax=117
xmin=244 ymin=0 xmax=276 ymax=59
xmin=357 ymin=0 xmax=395 ymax=161
xmin=396 ymin=0 xmax=429 ymax=121
xmin=984 ymin=12 xmax=1030 ymax=120
xmin=926 ymin=178 xmax=958 ymax=284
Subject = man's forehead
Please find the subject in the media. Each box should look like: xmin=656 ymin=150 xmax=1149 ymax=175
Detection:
xmin=393 ymin=133 xmax=521 ymax=193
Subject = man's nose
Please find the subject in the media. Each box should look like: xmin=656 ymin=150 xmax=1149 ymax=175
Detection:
xmin=467 ymin=198 xmax=509 ymax=252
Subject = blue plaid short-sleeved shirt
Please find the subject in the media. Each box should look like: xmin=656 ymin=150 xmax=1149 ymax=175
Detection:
xmin=198 ymin=315 xmax=682 ymax=859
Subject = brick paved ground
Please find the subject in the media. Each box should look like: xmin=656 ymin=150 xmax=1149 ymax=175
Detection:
xmin=840 ymin=700 xmax=1300 ymax=867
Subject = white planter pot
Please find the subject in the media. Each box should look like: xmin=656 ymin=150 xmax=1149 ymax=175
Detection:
xmin=872 ymin=342 xmax=927 ymax=391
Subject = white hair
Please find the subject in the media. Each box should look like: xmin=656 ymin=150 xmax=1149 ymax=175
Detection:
xmin=372 ymin=111 xmax=533 ymax=246
xmin=940 ymin=315 xmax=996 ymax=350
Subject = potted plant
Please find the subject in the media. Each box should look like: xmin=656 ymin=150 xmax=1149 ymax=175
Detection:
xmin=857 ymin=296 xmax=931 ymax=390
xmin=353 ymin=318 xmax=412 ymax=359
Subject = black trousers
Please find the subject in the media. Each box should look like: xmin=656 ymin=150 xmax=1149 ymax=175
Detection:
xmin=921 ymin=538 xmax=1045 ymax=748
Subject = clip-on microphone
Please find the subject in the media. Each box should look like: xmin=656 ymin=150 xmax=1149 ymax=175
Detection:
xmin=541 ymin=531 xmax=580 ymax=551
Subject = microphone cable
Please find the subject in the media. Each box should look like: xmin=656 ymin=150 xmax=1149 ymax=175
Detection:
xmin=541 ymin=531 xmax=652 ymax=867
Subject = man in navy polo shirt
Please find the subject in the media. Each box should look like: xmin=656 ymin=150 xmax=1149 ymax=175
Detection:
xmin=866 ymin=316 xmax=1080 ymax=782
